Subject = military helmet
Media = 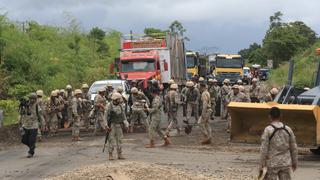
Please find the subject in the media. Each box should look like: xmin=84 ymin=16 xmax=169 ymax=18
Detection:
xmin=116 ymin=86 xmax=123 ymax=93
xmin=237 ymin=79 xmax=243 ymax=84
xmin=74 ymin=89 xmax=82 ymax=95
xmin=168 ymin=79 xmax=175 ymax=85
xmin=213 ymin=79 xmax=218 ymax=83
xmin=198 ymin=77 xmax=205 ymax=82
xmin=81 ymin=83 xmax=89 ymax=89
xmin=29 ymin=93 xmax=37 ymax=99
xmin=252 ymin=78 xmax=258 ymax=82
xmin=98 ymin=87 xmax=106 ymax=93
xmin=131 ymin=87 xmax=138 ymax=94
xmin=239 ymin=85 xmax=245 ymax=92
xmin=106 ymin=82 xmax=113 ymax=87
xmin=208 ymin=78 xmax=214 ymax=83
xmin=186 ymin=81 xmax=194 ymax=87
xmin=270 ymin=88 xmax=279 ymax=95
xmin=66 ymin=84 xmax=72 ymax=90
xmin=111 ymin=92 xmax=122 ymax=100
xmin=232 ymin=85 xmax=239 ymax=89
xmin=36 ymin=90 xmax=44 ymax=97
xmin=223 ymin=79 xmax=230 ymax=84
xmin=59 ymin=89 xmax=65 ymax=94
xmin=51 ymin=90 xmax=58 ymax=97
xmin=170 ymin=83 xmax=178 ymax=89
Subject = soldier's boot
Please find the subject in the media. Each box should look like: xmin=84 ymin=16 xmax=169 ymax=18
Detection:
xmin=74 ymin=136 xmax=83 ymax=141
xmin=201 ymin=138 xmax=211 ymax=145
xmin=108 ymin=153 xmax=114 ymax=160
xmin=37 ymin=136 xmax=43 ymax=142
xmin=162 ymin=137 xmax=171 ymax=146
xmin=129 ymin=126 xmax=133 ymax=133
xmin=118 ymin=152 xmax=125 ymax=160
xmin=145 ymin=140 xmax=155 ymax=148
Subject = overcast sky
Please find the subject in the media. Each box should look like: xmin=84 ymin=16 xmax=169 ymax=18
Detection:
xmin=0 ymin=0 xmax=319 ymax=53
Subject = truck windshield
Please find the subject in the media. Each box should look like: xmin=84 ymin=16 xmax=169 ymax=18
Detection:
xmin=121 ymin=59 xmax=155 ymax=72
xmin=216 ymin=58 xmax=243 ymax=68
xmin=186 ymin=56 xmax=196 ymax=68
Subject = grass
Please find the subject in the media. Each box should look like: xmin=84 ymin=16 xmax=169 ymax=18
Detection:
xmin=0 ymin=100 xmax=19 ymax=126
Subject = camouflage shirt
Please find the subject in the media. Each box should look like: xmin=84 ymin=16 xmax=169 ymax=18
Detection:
xmin=221 ymin=85 xmax=231 ymax=97
xmin=260 ymin=121 xmax=298 ymax=168
xmin=201 ymin=90 xmax=211 ymax=117
xmin=165 ymin=90 xmax=181 ymax=112
xmin=104 ymin=102 xmax=127 ymax=125
xmin=186 ymin=87 xmax=200 ymax=104
xmin=94 ymin=94 xmax=106 ymax=113
xmin=148 ymin=95 xmax=162 ymax=121
xmin=227 ymin=92 xmax=250 ymax=103
xmin=249 ymin=85 xmax=261 ymax=98
xmin=208 ymin=85 xmax=218 ymax=101
xmin=20 ymin=103 xmax=45 ymax=129
xmin=131 ymin=92 xmax=150 ymax=109
xmin=72 ymin=97 xmax=82 ymax=117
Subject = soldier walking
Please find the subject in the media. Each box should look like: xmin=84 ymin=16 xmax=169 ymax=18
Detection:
xmin=47 ymin=91 xmax=60 ymax=135
xmin=36 ymin=90 xmax=46 ymax=141
xmin=94 ymin=88 xmax=107 ymax=134
xmin=19 ymin=93 xmax=45 ymax=158
xmin=185 ymin=81 xmax=200 ymax=124
xmin=104 ymin=92 xmax=129 ymax=160
xmin=207 ymin=79 xmax=218 ymax=120
xmin=221 ymin=79 xmax=231 ymax=119
xmin=198 ymin=83 xmax=212 ymax=144
xmin=72 ymin=89 xmax=83 ymax=141
xmin=65 ymin=85 xmax=73 ymax=128
xmin=260 ymin=107 xmax=298 ymax=180
xmin=165 ymin=83 xmax=182 ymax=137
xmin=81 ymin=84 xmax=91 ymax=130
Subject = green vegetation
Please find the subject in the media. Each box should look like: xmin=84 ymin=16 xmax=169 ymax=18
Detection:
xmin=0 ymin=100 xmax=19 ymax=126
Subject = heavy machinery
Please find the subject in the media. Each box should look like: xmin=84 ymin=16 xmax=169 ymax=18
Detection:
xmin=228 ymin=50 xmax=320 ymax=154
xmin=214 ymin=54 xmax=244 ymax=84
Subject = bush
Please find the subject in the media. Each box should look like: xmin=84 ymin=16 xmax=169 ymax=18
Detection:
xmin=0 ymin=100 xmax=19 ymax=126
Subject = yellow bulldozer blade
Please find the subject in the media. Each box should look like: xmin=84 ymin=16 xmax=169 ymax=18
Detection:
xmin=228 ymin=102 xmax=320 ymax=147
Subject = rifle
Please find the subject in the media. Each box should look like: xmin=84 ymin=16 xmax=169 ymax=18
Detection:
xmin=102 ymin=120 xmax=111 ymax=153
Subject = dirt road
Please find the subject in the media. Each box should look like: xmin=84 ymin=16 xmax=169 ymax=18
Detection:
xmin=0 ymin=119 xmax=320 ymax=179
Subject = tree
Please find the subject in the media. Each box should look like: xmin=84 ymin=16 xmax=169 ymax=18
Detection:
xmin=169 ymin=20 xmax=187 ymax=39
xmin=269 ymin=11 xmax=283 ymax=30
xmin=89 ymin=27 xmax=105 ymax=41
xmin=238 ymin=43 xmax=261 ymax=60
xmin=144 ymin=27 xmax=167 ymax=38
xmin=289 ymin=21 xmax=317 ymax=45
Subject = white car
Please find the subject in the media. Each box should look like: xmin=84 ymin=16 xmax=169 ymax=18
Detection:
xmin=89 ymin=79 xmax=129 ymax=101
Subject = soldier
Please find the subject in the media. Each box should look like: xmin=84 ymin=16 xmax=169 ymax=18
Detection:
xmin=212 ymin=79 xmax=221 ymax=115
xmin=239 ymin=85 xmax=251 ymax=102
xmin=104 ymin=92 xmax=129 ymax=160
xmin=145 ymin=88 xmax=171 ymax=148
xmin=249 ymin=78 xmax=261 ymax=103
xmin=198 ymin=83 xmax=212 ymax=144
xmin=180 ymin=83 xmax=188 ymax=117
xmin=19 ymin=93 xmax=45 ymax=158
xmin=129 ymin=87 xmax=150 ymax=133
xmin=47 ymin=91 xmax=60 ymax=135
xmin=105 ymin=83 xmax=114 ymax=102
xmin=144 ymin=80 xmax=154 ymax=104
xmin=71 ymin=89 xmax=83 ymax=141
xmin=58 ymin=89 xmax=67 ymax=128
xmin=94 ymin=88 xmax=107 ymax=134
xmin=65 ymin=85 xmax=73 ymax=128
xmin=36 ymin=90 xmax=46 ymax=141
xmin=260 ymin=107 xmax=298 ymax=180
xmin=208 ymin=79 xmax=218 ymax=120
xmin=264 ymin=88 xmax=279 ymax=102
xmin=165 ymin=83 xmax=182 ymax=137
xmin=221 ymin=79 xmax=231 ymax=119
xmin=197 ymin=77 xmax=205 ymax=89
xmin=237 ymin=79 xmax=243 ymax=86
xmin=81 ymin=83 xmax=91 ymax=130
xmin=185 ymin=81 xmax=200 ymax=124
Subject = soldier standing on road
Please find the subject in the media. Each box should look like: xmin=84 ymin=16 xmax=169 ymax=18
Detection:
xmin=221 ymin=79 xmax=231 ymax=119
xmin=145 ymin=88 xmax=171 ymax=148
xmin=129 ymin=87 xmax=150 ymax=133
xmin=180 ymin=84 xmax=188 ymax=117
xmin=19 ymin=93 xmax=45 ymax=158
xmin=185 ymin=81 xmax=200 ymax=124
xmin=36 ymin=90 xmax=46 ymax=141
xmin=249 ymin=78 xmax=261 ymax=103
xmin=104 ymin=92 xmax=129 ymax=160
xmin=198 ymin=83 xmax=212 ymax=144
xmin=47 ymin=91 xmax=60 ymax=135
xmin=208 ymin=79 xmax=218 ymax=120
xmin=94 ymin=88 xmax=107 ymax=134
xmin=65 ymin=85 xmax=73 ymax=128
xmin=72 ymin=89 xmax=83 ymax=141
xmin=81 ymin=84 xmax=91 ymax=130
xmin=264 ymin=88 xmax=279 ymax=102
xmin=165 ymin=83 xmax=182 ymax=137
xmin=260 ymin=107 xmax=298 ymax=180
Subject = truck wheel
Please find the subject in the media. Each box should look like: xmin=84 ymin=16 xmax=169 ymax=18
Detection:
xmin=310 ymin=147 xmax=320 ymax=155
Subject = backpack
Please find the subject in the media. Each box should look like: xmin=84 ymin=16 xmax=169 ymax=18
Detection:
xmin=268 ymin=124 xmax=291 ymax=141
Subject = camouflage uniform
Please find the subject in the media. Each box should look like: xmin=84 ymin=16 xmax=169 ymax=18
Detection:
xmin=148 ymin=95 xmax=165 ymax=140
xmin=249 ymin=84 xmax=261 ymax=103
xmin=260 ymin=121 xmax=298 ymax=180
xmin=185 ymin=87 xmax=200 ymax=123
xmin=130 ymin=92 xmax=150 ymax=128
xmin=66 ymin=91 xmax=73 ymax=126
xmin=81 ymin=91 xmax=92 ymax=129
xmin=36 ymin=96 xmax=46 ymax=139
xmin=71 ymin=96 xmax=82 ymax=137
xmin=94 ymin=94 xmax=107 ymax=132
xmin=199 ymin=89 xmax=212 ymax=141
xmin=208 ymin=84 xmax=219 ymax=119
xmin=165 ymin=89 xmax=181 ymax=136
xmin=180 ymin=86 xmax=188 ymax=117
xmin=46 ymin=97 xmax=60 ymax=134
xmin=221 ymin=84 xmax=231 ymax=119
xmin=104 ymin=102 xmax=127 ymax=154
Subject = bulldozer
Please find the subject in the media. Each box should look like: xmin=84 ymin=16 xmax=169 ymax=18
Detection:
xmin=228 ymin=48 xmax=320 ymax=154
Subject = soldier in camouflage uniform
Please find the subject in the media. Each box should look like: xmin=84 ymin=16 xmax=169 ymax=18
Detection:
xmin=145 ymin=88 xmax=171 ymax=148
xmin=58 ymin=89 xmax=67 ymax=128
xmin=237 ymin=79 xmax=243 ymax=86
xmin=81 ymin=84 xmax=92 ymax=130
xmin=221 ymin=79 xmax=231 ymax=119
xmin=260 ymin=107 xmax=298 ymax=180
xmin=239 ymin=85 xmax=251 ymax=102
xmin=180 ymin=84 xmax=189 ymax=117
xmin=129 ymin=87 xmax=150 ymax=133
xmin=105 ymin=83 xmax=114 ymax=102
xmin=264 ymin=88 xmax=279 ymax=102
xmin=198 ymin=83 xmax=212 ymax=144
xmin=65 ymin=85 xmax=73 ymax=128
xmin=47 ymin=91 xmax=60 ymax=135
xmin=208 ymin=79 xmax=218 ymax=120
xmin=249 ymin=78 xmax=261 ymax=103
xmin=94 ymin=88 xmax=107 ymax=134
xmin=19 ymin=93 xmax=45 ymax=158
xmin=165 ymin=83 xmax=182 ymax=137
xmin=36 ymin=90 xmax=46 ymax=141
xmin=185 ymin=81 xmax=200 ymax=124
xmin=104 ymin=92 xmax=129 ymax=160
xmin=72 ymin=89 xmax=83 ymax=141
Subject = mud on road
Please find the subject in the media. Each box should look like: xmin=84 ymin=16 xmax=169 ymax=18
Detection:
xmin=0 ymin=118 xmax=320 ymax=180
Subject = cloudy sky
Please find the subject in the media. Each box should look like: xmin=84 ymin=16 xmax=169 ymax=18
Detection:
xmin=0 ymin=0 xmax=319 ymax=53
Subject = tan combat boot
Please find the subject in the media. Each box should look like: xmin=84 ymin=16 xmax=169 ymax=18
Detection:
xmin=108 ymin=153 xmax=114 ymax=160
xmin=118 ymin=152 xmax=125 ymax=160
xmin=145 ymin=140 xmax=155 ymax=148
xmin=201 ymin=137 xmax=211 ymax=145
xmin=162 ymin=137 xmax=171 ymax=146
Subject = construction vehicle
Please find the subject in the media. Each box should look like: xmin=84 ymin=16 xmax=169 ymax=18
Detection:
xmin=113 ymin=32 xmax=187 ymax=89
xmin=186 ymin=51 xmax=208 ymax=79
xmin=214 ymin=54 xmax=244 ymax=84
xmin=228 ymin=49 xmax=320 ymax=154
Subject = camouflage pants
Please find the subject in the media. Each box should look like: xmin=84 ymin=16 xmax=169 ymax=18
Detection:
xmin=82 ymin=111 xmax=90 ymax=129
xmin=221 ymin=97 xmax=228 ymax=119
xmin=211 ymin=99 xmax=216 ymax=118
xmin=149 ymin=118 xmax=164 ymax=141
xmin=95 ymin=112 xmax=105 ymax=132
xmin=186 ymin=103 xmax=199 ymax=123
xmin=130 ymin=109 xmax=148 ymax=127
xmin=67 ymin=107 xmax=73 ymax=123
xmin=108 ymin=123 xmax=123 ymax=154
xmin=166 ymin=110 xmax=180 ymax=136
xmin=72 ymin=116 xmax=80 ymax=137
xmin=264 ymin=167 xmax=292 ymax=180
xmin=198 ymin=111 xmax=212 ymax=139
xmin=47 ymin=114 xmax=58 ymax=133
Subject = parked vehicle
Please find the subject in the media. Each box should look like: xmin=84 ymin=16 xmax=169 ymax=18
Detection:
xmin=213 ymin=54 xmax=244 ymax=84
xmin=259 ymin=68 xmax=269 ymax=80
xmin=89 ymin=80 xmax=129 ymax=101
xmin=242 ymin=67 xmax=251 ymax=84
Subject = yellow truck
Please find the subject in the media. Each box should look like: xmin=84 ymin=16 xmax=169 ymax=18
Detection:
xmin=186 ymin=51 xmax=207 ymax=79
xmin=214 ymin=54 xmax=244 ymax=84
